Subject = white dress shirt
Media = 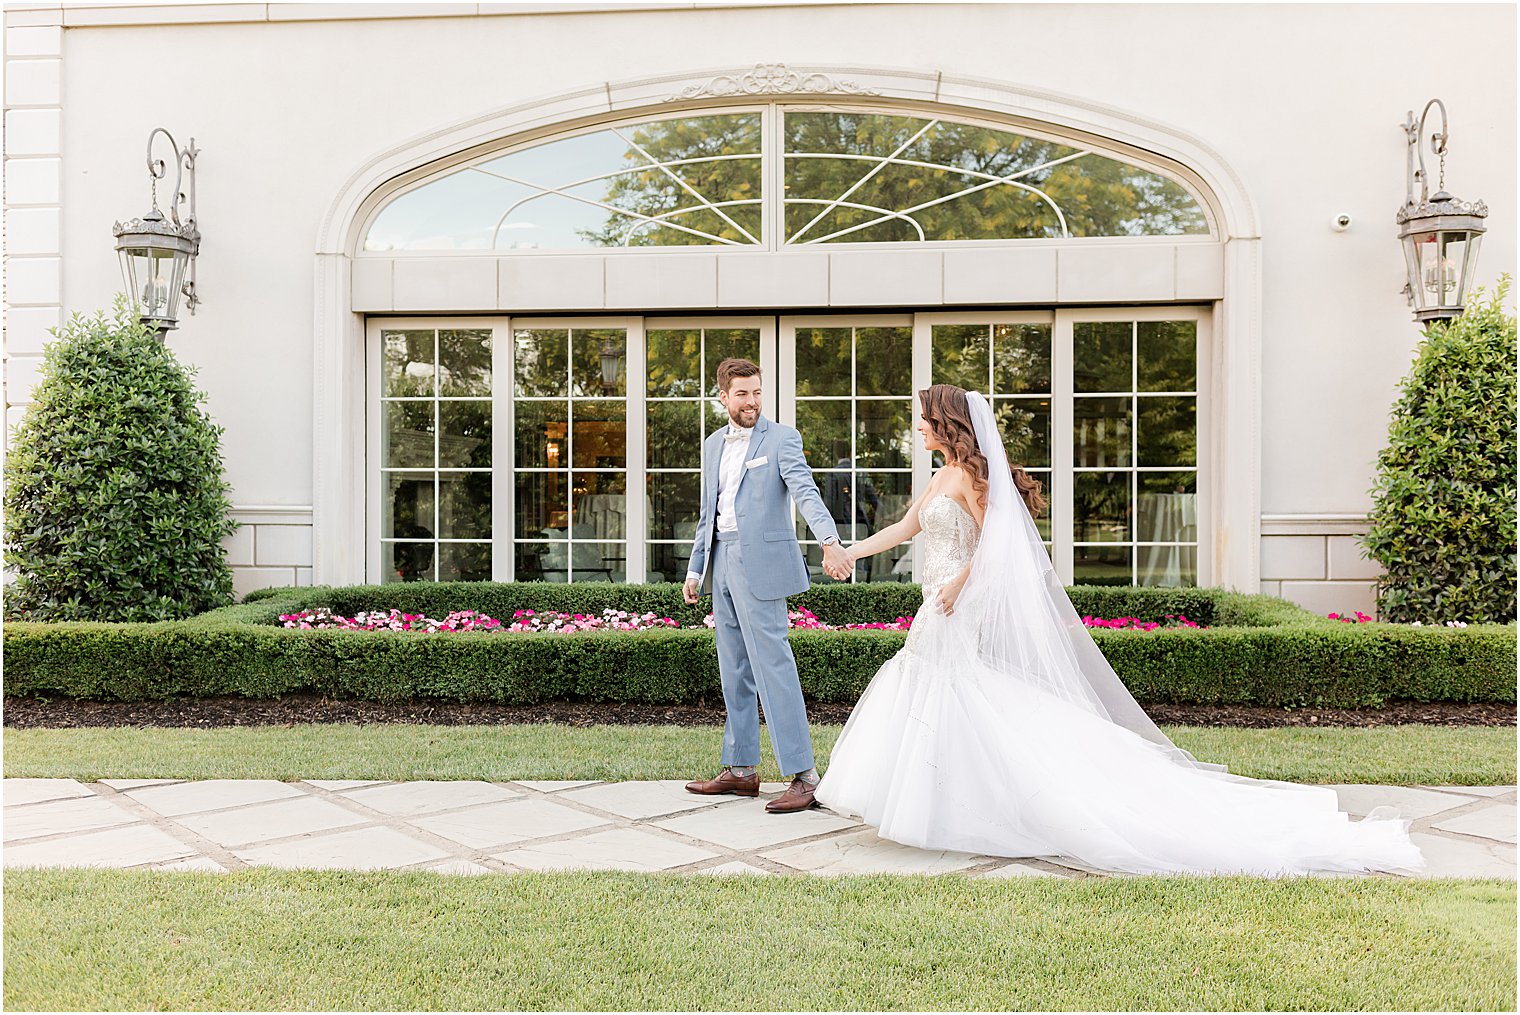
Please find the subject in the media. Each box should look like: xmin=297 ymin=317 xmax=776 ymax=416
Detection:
xmin=715 ymin=422 xmax=751 ymax=534
xmin=685 ymin=423 xmax=750 ymax=583
xmin=686 ymin=422 xmax=835 ymax=584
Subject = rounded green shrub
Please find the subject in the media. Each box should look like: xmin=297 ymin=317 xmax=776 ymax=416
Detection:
xmin=1363 ymin=277 xmax=1517 ymax=623
xmin=3 ymin=298 xmax=237 ymax=621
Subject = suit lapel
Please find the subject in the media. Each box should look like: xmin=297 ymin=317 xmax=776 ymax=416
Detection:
xmin=704 ymin=431 xmax=721 ymax=515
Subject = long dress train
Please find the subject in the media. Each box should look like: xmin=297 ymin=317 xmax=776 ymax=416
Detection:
xmin=814 ymin=494 xmax=1424 ymax=877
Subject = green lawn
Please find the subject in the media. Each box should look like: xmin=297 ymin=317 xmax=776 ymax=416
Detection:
xmin=4 ymin=723 xmax=1514 ymax=785
xmin=3 ymin=868 xmax=1512 ymax=1011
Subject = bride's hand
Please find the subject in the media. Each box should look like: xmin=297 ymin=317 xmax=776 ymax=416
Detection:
xmin=936 ymin=576 xmax=965 ymax=615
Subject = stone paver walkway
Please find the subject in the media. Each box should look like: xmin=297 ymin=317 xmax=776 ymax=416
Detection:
xmin=3 ymin=779 xmax=1514 ymax=879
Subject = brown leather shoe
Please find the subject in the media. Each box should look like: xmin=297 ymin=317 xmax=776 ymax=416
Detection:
xmin=764 ymin=777 xmax=819 ymax=813
xmin=685 ymin=769 xmax=760 ymax=797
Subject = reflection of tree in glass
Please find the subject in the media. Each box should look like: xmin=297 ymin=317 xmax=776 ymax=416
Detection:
xmin=571 ymin=329 xmax=627 ymax=397
xmin=931 ymin=325 xmax=989 ymax=390
xmin=993 ymin=325 xmax=1052 ymax=394
xmin=440 ymin=471 xmax=491 ymax=538
xmin=647 ymin=330 xmax=702 ymax=398
xmin=383 ymin=331 xmax=434 ymax=397
xmin=854 ymin=327 xmax=912 ymax=395
xmin=579 ymin=115 xmax=763 ymax=247
xmin=439 ymin=401 xmax=492 ymax=469
xmin=1137 ymin=397 xmax=1197 ymax=467
xmin=995 ymin=400 xmax=1049 ymax=468
xmin=782 ymin=113 xmax=1208 ymax=242
xmin=515 ymin=330 xmax=568 ymax=397
xmin=1075 ymin=472 xmax=1130 ymax=543
xmin=439 ymin=330 xmax=491 ymax=397
xmin=1137 ymin=321 xmax=1197 ymax=392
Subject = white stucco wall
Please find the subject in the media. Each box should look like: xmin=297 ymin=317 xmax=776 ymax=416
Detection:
xmin=5 ymin=2 xmax=1515 ymax=604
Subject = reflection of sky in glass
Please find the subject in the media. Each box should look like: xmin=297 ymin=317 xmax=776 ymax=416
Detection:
xmin=366 ymin=117 xmax=764 ymax=251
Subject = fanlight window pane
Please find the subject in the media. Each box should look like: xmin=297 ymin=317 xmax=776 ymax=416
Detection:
xmin=365 ymin=106 xmax=1210 ymax=252
xmin=365 ymin=113 xmax=764 ymax=251
xmin=783 ymin=110 xmax=1208 ymax=243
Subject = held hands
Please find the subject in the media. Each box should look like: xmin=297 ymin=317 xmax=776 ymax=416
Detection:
xmin=683 ymin=577 xmax=701 ymax=604
xmin=822 ymin=541 xmax=854 ymax=581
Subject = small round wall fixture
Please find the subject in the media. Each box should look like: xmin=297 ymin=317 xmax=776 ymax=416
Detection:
xmin=112 ymin=128 xmax=201 ymax=335
xmin=1397 ymin=100 xmax=1488 ymax=324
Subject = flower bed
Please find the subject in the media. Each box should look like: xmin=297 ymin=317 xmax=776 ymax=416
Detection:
xmin=278 ymin=606 xmax=916 ymax=633
xmin=1329 ymin=611 xmax=1469 ymax=628
xmin=1082 ymin=614 xmax=1203 ymax=631
xmin=279 ymin=606 xmax=1204 ymax=634
xmin=5 ymin=583 xmax=1513 ymax=708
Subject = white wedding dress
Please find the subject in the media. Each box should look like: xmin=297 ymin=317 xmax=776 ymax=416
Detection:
xmin=813 ymin=490 xmax=1425 ymax=877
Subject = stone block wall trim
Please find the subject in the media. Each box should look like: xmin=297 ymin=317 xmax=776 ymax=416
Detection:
xmin=2 ymin=4 xmax=812 ymax=29
xmin=253 ymin=524 xmax=315 ymax=568
xmin=2 ymin=21 xmax=63 ymax=460
xmin=1260 ymin=513 xmax=1370 ymax=536
xmin=231 ymin=566 xmax=300 ymax=602
xmin=229 ymin=505 xmax=315 ymax=526
xmin=1277 ymin=580 xmax=1379 ymax=619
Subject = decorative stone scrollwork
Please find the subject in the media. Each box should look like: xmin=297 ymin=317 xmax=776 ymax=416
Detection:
xmin=665 ymin=63 xmax=882 ymax=101
xmin=1396 ymin=196 xmax=1489 ymax=225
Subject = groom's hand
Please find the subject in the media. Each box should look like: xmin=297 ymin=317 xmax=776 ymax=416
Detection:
xmin=683 ymin=577 xmax=701 ymax=604
xmin=822 ymin=541 xmax=851 ymax=581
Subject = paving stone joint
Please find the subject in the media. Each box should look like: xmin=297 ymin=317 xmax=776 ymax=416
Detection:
xmin=3 ymin=778 xmax=1514 ymax=879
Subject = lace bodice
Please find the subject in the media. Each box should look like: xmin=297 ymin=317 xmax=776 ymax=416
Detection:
xmin=917 ymin=494 xmax=980 ymax=604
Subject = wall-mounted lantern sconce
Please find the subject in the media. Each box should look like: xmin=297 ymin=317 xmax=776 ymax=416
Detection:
xmin=112 ymin=129 xmax=200 ymax=336
xmin=1397 ymin=100 xmax=1487 ymax=324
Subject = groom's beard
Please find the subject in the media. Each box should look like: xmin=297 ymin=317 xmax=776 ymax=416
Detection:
xmin=729 ymin=406 xmax=759 ymax=428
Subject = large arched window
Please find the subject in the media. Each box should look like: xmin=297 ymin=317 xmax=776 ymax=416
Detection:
xmin=363 ymin=105 xmax=1213 ymax=252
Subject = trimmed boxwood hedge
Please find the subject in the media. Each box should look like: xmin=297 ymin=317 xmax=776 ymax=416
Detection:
xmin=4 ymin=582 xmax=1513 ymax=708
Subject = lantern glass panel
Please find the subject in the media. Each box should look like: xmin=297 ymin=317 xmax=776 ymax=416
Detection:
xmin=118 ymin=247 xmax=147 ymax=313
xmin=1437 ymin=232 xmax=1477 ymax=307
xmin=1406 ymin=231 xmax=1439 ymax=312
xmin=1457 ymin=233 xmax=1484 ymax=306
xmin=1424 ymin=233 xmax=1464 ymax=307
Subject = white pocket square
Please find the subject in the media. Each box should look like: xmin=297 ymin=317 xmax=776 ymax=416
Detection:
xmin=744 ymin=456 xmax=768 ymax=469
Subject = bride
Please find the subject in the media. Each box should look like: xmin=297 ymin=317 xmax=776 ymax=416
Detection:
xmin=812 ymin=384 xmax=1424 ymax=877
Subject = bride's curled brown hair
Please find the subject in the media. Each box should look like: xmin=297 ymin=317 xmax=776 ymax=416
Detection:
xmin=919 ymin=383 xmax=1047 ymax=517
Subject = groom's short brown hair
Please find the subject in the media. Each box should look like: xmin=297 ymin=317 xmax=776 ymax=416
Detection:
xmin=716 ymin=357 xmax=761 ymax=393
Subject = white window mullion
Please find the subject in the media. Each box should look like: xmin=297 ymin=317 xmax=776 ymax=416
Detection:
xmin=432 ymin=329 xmax=441 ymax=581
xmin=626 ymin=318 xmax=648 ymax=583
xmin=1131 ymin=320 xmax=1139 ymax=584
xmin=364 ymin=323 xmax=382 ymax=584
xmin=1052 ymin=312 xmax=1075 ymax=585
xmin=764 ymin=102 xmax=782 ymax=252
xmin=759 ymin=316 xmax=780 ymax=422
xmin=910 ymin=313 xmax=933 ymax=585
xmin=1198 ymin=308 xmax=1217 ymax=587
xmin=494 ymin=318 xmax=513 ymax=582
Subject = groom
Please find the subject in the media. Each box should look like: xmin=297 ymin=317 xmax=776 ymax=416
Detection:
xmin=683 ymin=357 xmax=853 ymax=813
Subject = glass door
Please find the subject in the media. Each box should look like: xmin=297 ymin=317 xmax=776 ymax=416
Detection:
xmin=1055 ymin=308 xmax=1210 ymax=587
xmin=367 ymin=309 xmax=1209 ymax=587
xmin=642 ymin=317 xmax=776 ymax=582
xmin=917 ymin=312 xmax=1056 ymax=559
xmin=506 ymin=317 xmax=640 ymax=583
xmin=778 ymin=315 xmax=917 ymax=584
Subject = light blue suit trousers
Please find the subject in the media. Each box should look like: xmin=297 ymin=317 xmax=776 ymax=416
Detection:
xmin=687 ymin=416 xmax=841 ymax=775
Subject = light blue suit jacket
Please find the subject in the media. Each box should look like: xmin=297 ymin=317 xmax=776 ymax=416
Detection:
xmin=686 ymin=415 xmax=842 ymax=601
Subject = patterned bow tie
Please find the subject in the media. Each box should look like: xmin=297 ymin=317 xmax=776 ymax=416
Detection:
xmin=724 ymin=428 xmax=751 ymax=443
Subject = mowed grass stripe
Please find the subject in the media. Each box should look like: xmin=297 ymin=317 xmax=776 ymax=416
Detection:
xmin=3 ymin=869 xmax=1513 ymax=1011
xmin=4 ymin=723 xmax=1514 ymax=786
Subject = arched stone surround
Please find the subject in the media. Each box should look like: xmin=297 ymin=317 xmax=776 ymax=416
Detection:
xmin=313 ymin=64 xmax=1262 ymax=590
